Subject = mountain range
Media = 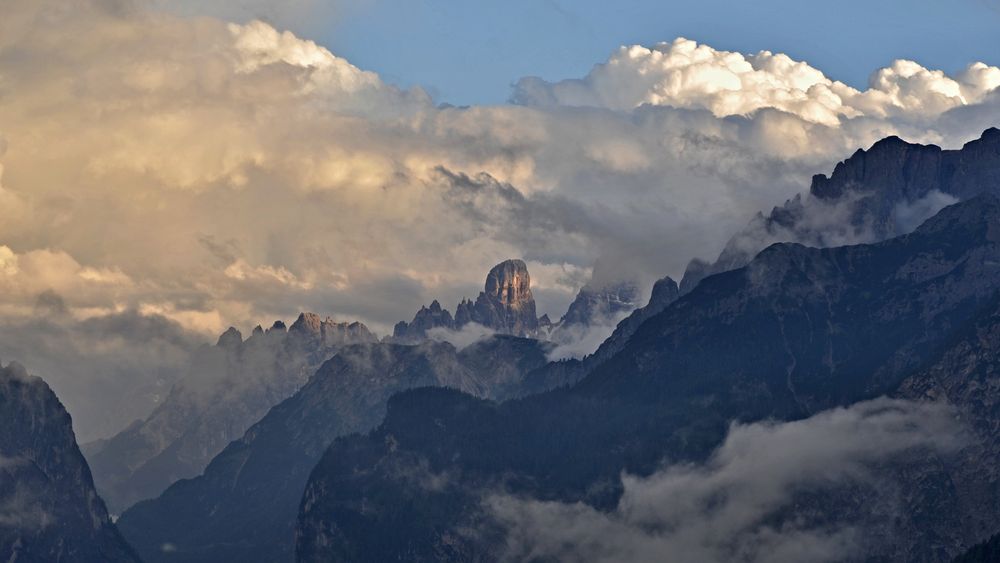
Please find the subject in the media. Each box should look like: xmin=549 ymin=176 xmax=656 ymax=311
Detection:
xmin=3 ymin=129 xmax=1000 ymax=562
xmin=86 ymin=315 xmax=377 ymax=513
xmin=296 ymin=192 xmax=1000 ymax=562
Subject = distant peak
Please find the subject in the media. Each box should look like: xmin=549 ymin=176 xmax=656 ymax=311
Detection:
xmin=290 ymin=312 xmax=323 ymax=335
xmin=484 ymin=259 xmax=531 ymax=304
xmin=966 ymin=126 xmax=1000 ymax=149
xmin=217 ymin=327 xmax=243 ymax=347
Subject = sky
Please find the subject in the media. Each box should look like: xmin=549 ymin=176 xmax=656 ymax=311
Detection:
xmin=2 ymin=0 xmax=1000 ymax=440
xmin=227 ymin=0 xmax=1000 ymax=106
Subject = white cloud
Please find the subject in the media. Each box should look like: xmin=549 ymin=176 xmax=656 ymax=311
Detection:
xmin=426 ymin=323 xmax=495 ymax=351
xmin=512 ymin=37 xmax=1000 ymax=127
xmin=488 ymin=398 xmax=964 ymax=563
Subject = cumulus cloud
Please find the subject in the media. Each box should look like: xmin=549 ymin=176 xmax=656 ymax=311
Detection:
xmin=512 ymin=37 xmax=1000 ymax=126
xmin=487 ymin=398 xmax=964 ymax=563
xmin=0 ymin=0 xmax=999 ymax=431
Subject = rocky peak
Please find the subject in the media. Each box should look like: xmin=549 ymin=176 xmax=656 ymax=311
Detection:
xmin=392 ymin=300 xmax=455 ymax=343
xmin=538 ymin=314 xmax=553 ymax=330
xmin=810 ymin=134 xmax=944 ymax=202
xmin=467 ymin=259 xmax=539 ymax=337
xmin=679 ymin=128 xmax=1000 ymax=295
xmin=393 ymin=259 xmax=542 ymax=342
xmin=290 ymin=312 xmax=323 ymax=336
xmin=483 ymin=259 xmax=533 ymax=308
xmin=648 ymin=276 xmax=680 ymax=308
xmin=266 ymin=320 xmax=287 ymax=335
xmin=217 ymin=327 xmax=243 ymax=348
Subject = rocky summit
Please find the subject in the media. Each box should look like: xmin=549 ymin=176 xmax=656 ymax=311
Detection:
xmin=393 ymin=259 xmax=541 ymax=342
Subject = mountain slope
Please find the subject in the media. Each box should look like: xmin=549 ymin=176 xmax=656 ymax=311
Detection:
xmin=117 ymin=336 xmax=549 ymax=563
xmin=0 ymin=362 xmax=139 ymax=562
xmin=296 ymin=195 xmax=1000 ymax=562
xmin=680 ymin=127 xmax=1000 ymax=293
xmin=87 ymin=313 xmax=375 ymax=512
xmin=953 ymin=533 xmax=1000 ymax=563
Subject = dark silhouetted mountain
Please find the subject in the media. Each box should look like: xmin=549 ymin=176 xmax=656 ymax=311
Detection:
xmin=296 ymin=195 xmax=1000 ymax=562
xmin=874 ymin=293 xmax=1000 ymax=559
xmin=0 ymin=362 xmax=140 ymax=562
xmin=680 ymin=127 xmax=1000 ymax=293
xmin=953 ymin=533 xmax=1000 ymax=563
xmin=87 ymin=313 xmax=376 ymax=512
xmin=117 ymin=336 xmax=549 ymax=563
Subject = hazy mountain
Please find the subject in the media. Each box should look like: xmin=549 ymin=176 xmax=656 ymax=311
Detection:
xmin=0 ymin=362 xmax=139 ymax=562
xmin=116 ymin=336 xmax=550 ymax=562
xmin=296 ymin=194 xmax=1000 ymax=562
xmin=86 ymin=313 xmax=376 ymax=512
xmin=680 ymin=127 xmax=1000 ymax=293
xmin=557 ymin=281 xmax=640 ymax=328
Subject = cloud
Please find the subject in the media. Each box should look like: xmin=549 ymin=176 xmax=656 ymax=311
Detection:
xmin=892 ymin=189 xmax=959 ymax=233
xmin=426 ymin=323 xmax=495 ymax=351
xmin=487 ymin=398 xmax=964 ymax=563
xmin=546 ymin=310 xmax=631 ymax=361
xmin=0 ymin=307 xmax=202 ymax=442
xmin=511 ymin=38 xmax=1000 ymax=126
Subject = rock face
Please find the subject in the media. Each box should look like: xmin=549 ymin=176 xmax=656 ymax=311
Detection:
xmin=295 ymin=195 xmax=1000 ymax=562
xmin=116 ymin=336 xmax=550 ymax=563
xmin=680 ymin=127 xmax=1000 ymax=293
xmin=86 ymin=313 xmax=376 ymax=513
xmin=472 ymin=259 xmax=538 ymax=335
xmin=393 ymin=259 xmax=541 ymax=342
xmin=0 ymin=362 xmax=139 ymax=562
xmin=886 ymin=296 xmax=1000 ymax=559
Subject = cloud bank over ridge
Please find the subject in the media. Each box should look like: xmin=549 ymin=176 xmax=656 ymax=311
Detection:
xmin=488 ymin=398 xmax=965 ymax=563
